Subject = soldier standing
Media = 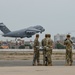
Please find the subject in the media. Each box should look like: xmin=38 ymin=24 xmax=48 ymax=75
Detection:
xmin=46 ymin=34 xmax=53 ymax=66
xmin=33 ymin=34 xmax=40 ymax=66
xmin=64 ymin=34 xmax=73 ymax=66
xmin=41 ymin=34 xmax=48 ymax=65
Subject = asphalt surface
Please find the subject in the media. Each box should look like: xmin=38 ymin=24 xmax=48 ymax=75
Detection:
xmin=0 ymin=60 xmax=75 ymax=66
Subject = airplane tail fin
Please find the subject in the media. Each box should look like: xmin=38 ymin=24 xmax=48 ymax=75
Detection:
xmin=0 ymin=23 xmax=11 ymax=34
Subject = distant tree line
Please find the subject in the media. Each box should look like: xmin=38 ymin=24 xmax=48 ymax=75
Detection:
xmin=55 ymin=42 xmax=65 ymax=49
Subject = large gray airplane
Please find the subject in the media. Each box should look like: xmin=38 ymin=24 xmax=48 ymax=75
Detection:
xmin=0 ymin=23 xmax=45 ymax=38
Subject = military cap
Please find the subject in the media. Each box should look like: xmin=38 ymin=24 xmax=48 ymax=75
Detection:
xmin=66 ymin=34 xmax=71 ymax=37
xmin=36 ymin=34 xmax=39 ymax=37
xmin=47 ymin=34 xmax=51 ymax=37
xmin=45 ymin=34 xmax=48 ymax=37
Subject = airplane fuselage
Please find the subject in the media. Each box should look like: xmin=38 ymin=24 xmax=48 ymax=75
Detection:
xmin=0 ymin=23 xmax=45 ymax=38
xmin=2 ymin=28 xmax=41 ymax=38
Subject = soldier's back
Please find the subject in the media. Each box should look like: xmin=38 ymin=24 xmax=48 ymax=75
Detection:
xmin=42 ymin=38 xmax=47 ymax=46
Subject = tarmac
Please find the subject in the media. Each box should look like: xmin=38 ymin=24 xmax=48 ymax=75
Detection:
xmin=0 ymin=60 xmax=75 ymax=66
xmin=0 ymin=66 xmax=75 ymax=75
xmin=0 ymin=49 xmax=75 ymax=75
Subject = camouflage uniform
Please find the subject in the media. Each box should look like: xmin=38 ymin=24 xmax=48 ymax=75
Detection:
xmin=33 ymin=37 xmax=40 ymax=66
xmin=41 ymin=38 xmax=47 ymax=65
xmin=64 ymin=36 xmax=73 ymax=66
xmin=46 ymin=35 xmax=53 ymax=66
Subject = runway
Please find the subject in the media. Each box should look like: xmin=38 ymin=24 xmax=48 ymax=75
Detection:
xmin=0 ymin=60 xmax=75 ymax=66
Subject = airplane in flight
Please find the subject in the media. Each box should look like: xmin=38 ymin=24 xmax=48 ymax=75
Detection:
xmin=0 ymin=23 xmax=45 ymax=38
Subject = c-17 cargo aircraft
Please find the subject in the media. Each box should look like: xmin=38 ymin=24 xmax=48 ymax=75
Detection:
xmin=0 ymin=23 xmax=45 ymax=38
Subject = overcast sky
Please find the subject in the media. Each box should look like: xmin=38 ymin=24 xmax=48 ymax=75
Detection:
xmin=0 ymin=0 xmax=75 ymax=41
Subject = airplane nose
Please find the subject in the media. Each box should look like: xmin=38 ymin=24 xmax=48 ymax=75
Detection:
xmin=42 ymin=29 xmax=45 ymax=32
xmin=43 ymin=29 xmax=45 ymax=32
xmin=40 ymin=29 xmax=45 ymax=33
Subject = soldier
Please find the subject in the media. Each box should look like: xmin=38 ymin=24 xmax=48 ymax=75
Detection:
xmin=33 ymin=34 xmax=40 ymax=66
xmin=41 ymin=34 xmax=48 ymax=65
xmin=46 ymin=34 xmax=53 ymax=66
xmin=64 ymin=34 xmax=73 ymax=66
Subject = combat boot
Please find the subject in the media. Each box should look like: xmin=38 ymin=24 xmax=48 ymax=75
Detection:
xmin=65 ymin=60 xmax=69 ymax=66
xmin=48 ymin=64 xmax=52 ymax=66
xmin=50 ymin=63 xmax=53 ymax=66
xmin=48 ymin=62 xmax=52 ymax=66
xmin=33 ymin=62 xmax=36 ymax=66
xmin=65 ymin=62 xmax=69 ymax=66
xmin=43 ymin=63 xmax=45 ymax=66
xmin=65 ymin=64 xmax=69 ymax=66
xmin=69 ymin=62 xmax=72 ymax=66
xmin=37 ymin=62 xmax=40 ymax=66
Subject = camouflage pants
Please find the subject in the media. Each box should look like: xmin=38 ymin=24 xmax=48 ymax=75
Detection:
xmin=66 ymin=50 xmax=73 ymax=64
xmin=43 ymin=49 xmax=46 ymax=65
xmin=46 ymin=50 xmax=52 ymax=65
xmin=33 ymin=50 xmax=39 ymax=65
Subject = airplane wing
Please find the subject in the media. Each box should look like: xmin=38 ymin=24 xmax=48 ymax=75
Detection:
xmin=25 ymin=28 xmax=41 ymax=34
xmin=26 ymin=30 xmax=36 ymax=33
